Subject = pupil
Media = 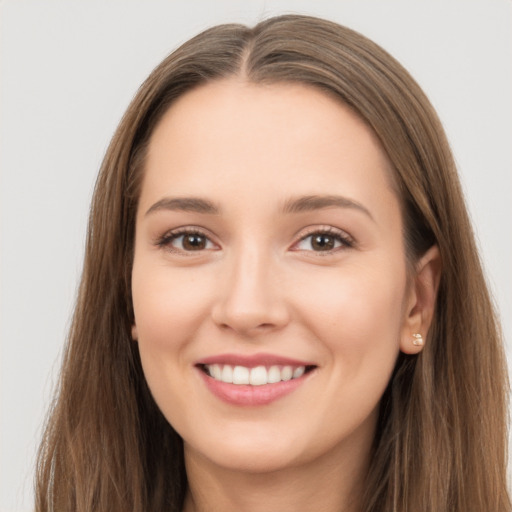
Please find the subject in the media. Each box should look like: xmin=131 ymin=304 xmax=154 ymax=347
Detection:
xmin=312 ymin=234 xmax=334 ymax=250
xmin=183 ymin=234 xmax=205 ymax=250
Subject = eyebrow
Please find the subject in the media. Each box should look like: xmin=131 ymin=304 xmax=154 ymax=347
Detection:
xmin=145 ymin=194 xmax=373 ymax=220
xmin=145 ymin=197 xmax=220 ymax=216
xmin=282 ymin=194 xmax=374 ymax=220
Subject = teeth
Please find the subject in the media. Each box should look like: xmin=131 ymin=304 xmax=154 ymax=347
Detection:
xmin=205 ymin=364 xmax=308 ymax=385
xmin=281 ymin=366 xmax=293 ymax=381
xmin=221 ymin=365 xmax=233 ymax=383
xmin=211 ymin=364 xmax=222 ymax=380
xmin=249 ymin=366 xmax=267 ymax=386
xmin=232 ymin=366 xmax=250 ymax=385
xmin=293 ymin=366 xmax=305 ymax=378
xmin=268 ymin=366 xmax=281 ymax=383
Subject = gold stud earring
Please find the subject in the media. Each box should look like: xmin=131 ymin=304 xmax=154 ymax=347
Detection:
xmin=412 ymin=333 xmax=424 ymax=346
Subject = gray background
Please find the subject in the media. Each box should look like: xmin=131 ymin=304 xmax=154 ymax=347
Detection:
xmin=1 ymin=1 xmax=511 ymax=510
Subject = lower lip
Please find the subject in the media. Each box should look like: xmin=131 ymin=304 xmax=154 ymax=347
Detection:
xmin=198 ymin=369 xmax=310 ymax=406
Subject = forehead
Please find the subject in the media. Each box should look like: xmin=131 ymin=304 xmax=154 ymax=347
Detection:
xmin=141 ymin=79 xmax=397 ymax=217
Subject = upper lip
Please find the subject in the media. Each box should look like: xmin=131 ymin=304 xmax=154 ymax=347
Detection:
xmin=195 ymin=353 xmax=316 ymax=368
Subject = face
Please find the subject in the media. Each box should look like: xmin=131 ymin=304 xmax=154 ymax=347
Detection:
xmin=131 ymin=79 xmax=418 ymax=474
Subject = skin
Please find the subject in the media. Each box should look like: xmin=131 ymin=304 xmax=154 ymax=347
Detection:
xmin=131 ymin=79 xmax=440 ymax=512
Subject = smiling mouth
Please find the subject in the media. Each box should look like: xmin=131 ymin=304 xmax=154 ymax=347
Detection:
xmin=199 ymin=364 xmax=317 ymax=386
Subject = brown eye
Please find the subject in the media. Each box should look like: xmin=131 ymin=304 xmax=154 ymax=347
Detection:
xmin=294 ymin=229 xmax=353 ymax=253
xmin=311 ymin=234 xmax=336 ymax=251
xmin=160 ymin=231 xmax=216 ymax=252
xmin=182 ymin=233 xmax=207 ymax=250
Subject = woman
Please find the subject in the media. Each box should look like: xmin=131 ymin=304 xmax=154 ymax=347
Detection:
xmin=35 ymin=14 xmax=510 ymax=512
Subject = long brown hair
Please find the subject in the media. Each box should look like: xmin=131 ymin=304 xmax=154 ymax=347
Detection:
xmin=35 ymin=14 xmax=510 ymax=512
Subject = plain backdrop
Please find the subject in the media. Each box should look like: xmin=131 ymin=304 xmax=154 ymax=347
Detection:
xmin=1 ymin=1 xmax=511 ymax=510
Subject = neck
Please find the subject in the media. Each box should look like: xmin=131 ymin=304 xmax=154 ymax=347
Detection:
xmin=182 ymin=429 xmax=373 ymax=512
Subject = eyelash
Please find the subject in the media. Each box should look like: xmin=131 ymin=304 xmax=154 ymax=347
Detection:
xmin=156 ymin=227 xmax=217 ymax=255
xmin=156 ymin=226 xmax=354 ymax=255
xmin=293 ymin=226 xmax=354 ymax=254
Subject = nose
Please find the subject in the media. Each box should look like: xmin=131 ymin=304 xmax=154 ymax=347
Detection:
xmin=210 ymin=245 xmax=290 ymax=337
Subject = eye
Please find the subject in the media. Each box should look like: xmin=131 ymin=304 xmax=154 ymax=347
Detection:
xmin=157 ymin=229 xmax=217 ymax=253
xmin=293 ymin=228 xmax=353 ymax=252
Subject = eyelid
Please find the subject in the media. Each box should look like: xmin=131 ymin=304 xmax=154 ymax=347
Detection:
xmin=154 ymin=224 xmax=354 ymax=255
xmin=290 ymin=225 xmax=355 ymax=253
xmin=155 ymin=226 xmax=219 ymax=254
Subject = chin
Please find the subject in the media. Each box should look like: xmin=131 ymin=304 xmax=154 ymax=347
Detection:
xmin=184 ymin=428 xmax=309 ymax=474
xmin=196 ymin=447 xmax=303 ymax=474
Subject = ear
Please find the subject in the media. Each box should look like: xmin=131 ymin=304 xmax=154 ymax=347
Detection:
xmin=400 ymin=245 xmax=442 ymax=355
xmin=131 ymin=324 xmax=138 ymax=341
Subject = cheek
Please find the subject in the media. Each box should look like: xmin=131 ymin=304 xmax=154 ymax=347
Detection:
xmin=131 ymin=260 xmax=212 ymax=400
xmin=132 ymin=263 xmax=211 ymax=344
xmin=296 ymin=260 xmax=406 ymax=373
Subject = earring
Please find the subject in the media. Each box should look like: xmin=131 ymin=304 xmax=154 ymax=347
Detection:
xmin=412 ymin=333 xmax=424 ymax=346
